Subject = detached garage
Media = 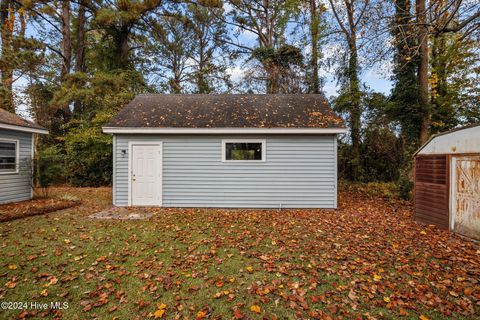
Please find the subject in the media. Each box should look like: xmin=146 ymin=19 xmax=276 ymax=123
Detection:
xmin=103 ymin=94 xmax=346 ymax=209
xmin=414 ymin=123 xmax=480 ymax=240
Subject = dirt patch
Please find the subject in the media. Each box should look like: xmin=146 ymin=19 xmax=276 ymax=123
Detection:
xmin=0 ymin=198 xmax=81 ymax=222
xmin=89 ymin=207 xmax=153 ymax=220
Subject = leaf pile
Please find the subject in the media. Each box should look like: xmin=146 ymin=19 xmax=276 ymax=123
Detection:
xmin=0 ymin=198 xmax=80 ymax=222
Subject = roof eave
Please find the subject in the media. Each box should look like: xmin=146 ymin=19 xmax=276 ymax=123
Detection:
xmin=0 ymin=123 xmax=49 ymax=134
xmin=102 ymin=127 xmax=348 ymax=134
xmin=413 ymin=122 xmax=480 ymax=157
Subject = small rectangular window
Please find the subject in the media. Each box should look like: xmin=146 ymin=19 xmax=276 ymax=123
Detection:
xmin=0 ymin=140 xmax=18 ymax=173
xmin=222 ymin=140 xmax=265 ymax=162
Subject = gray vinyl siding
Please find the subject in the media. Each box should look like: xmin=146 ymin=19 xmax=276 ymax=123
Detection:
xmin=114 ymin=134 xmax=337 ymax=208
xmin=0 ymin=129 xmax=33 ymax=204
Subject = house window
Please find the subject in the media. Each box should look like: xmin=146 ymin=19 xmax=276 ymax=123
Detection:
xmin=222 ymin=139 xmax=265 ymax=162
xmin=0 ymin=139 xmax=18 ymax=173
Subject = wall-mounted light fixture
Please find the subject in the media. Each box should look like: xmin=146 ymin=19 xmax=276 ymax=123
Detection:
xmin=121 ymin=149 xmax=127 ymax=157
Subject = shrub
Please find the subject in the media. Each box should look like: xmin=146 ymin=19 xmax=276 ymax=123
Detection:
xmin=63 ymin=111 xmax=113 ymax=187
xmin=34 ymin=145 xmax=67 ymax=197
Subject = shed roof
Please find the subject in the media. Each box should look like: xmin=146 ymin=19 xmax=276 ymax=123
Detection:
xmin=0 ymin=108 xmax=48 ymax=134
xmin=104 ymin=94 xmax=345 ymax=133
xmin=415 ymin=123 xmax=480 ymax=156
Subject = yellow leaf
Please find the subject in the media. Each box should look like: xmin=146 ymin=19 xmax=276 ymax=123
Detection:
xmin=229 ymin=277 xmax=235 ymax=283
xmin=153 ymin=309 xmax=165 ymax=318
xmin=373 ymin=274 xmax=382 ymax=281
xmin=7 ymin=264 xmax=17 ymax=270
xmin=419 ymin=315 xmax=430 ymax=320
xmin=246 ymin=266 xmax=254 ymax=273
xmin=196 ymin=310 xmax=207 ymax=319
xmin=420 ymin=230 xmax=427 ymax=235
xmin=157 ymin=303 xmax=167 ymax=310
xmin=40 ymin=288 xmax=48 ymax=297
xmin=250 ymin=305 xmax=261 ymax=313
xmin=383 ymin=296 xmax=390 ymax=303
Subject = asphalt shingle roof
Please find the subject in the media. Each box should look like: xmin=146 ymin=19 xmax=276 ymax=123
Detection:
xmin=105 ymin=94 xmax=345 ymax=129
xmin=0 ymin=108 xmax=46 ymax=131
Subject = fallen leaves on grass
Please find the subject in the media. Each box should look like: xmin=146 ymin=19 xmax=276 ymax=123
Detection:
xmin=1 ymin=188 xmax=479 ymax=319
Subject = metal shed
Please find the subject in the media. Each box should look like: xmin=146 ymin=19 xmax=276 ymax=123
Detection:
xmin=414 ymin=123 xmax=480 ymax=240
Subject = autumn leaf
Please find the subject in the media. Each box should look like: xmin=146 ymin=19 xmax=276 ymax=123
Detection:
xmin=246 ymin=266 xmax=254 ymax=273
xmin=233 ymin=307 xmax=244 ymax=319
xmin=7 ymin=264 xmax=17 ymax=270
xmin=5 ymin=281 xmax=16 ymax=288
xmin=373 ymin=274 xmax=382 ymax=281
xmin=419 ymin=315 xmax=430 ymax=320
xmin=196 ymin=310 xmax=207 ymax=319
xmin=157 ymin=303 xmax=167 ymax=310
xmin=153 ymin=309 xmax=165 ymax=318
xmin=348 ymin=289 xmax=358 ymax=301
xmin=47 ymin=276 xmax=58 ymax=286
xmin=250 ymin=305 xmax=261 ymax=313
xmin=399 ymin=308 xmax=409 ymax=316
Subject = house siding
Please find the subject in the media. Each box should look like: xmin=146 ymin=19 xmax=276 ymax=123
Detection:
xmin=0 ymin=129 xmax=33 ymax=204
xmin=114 ymin=134 xmax=338 ymax=208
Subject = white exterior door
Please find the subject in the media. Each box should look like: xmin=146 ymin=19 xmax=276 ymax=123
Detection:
xmin=131 ymin=144 xmax=162 ymax=206
xmin=451 ymin=156 xmax=480 ymax=240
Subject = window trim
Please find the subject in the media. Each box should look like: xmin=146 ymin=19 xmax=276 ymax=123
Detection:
xmin=221 ymin=139 xmax=266 ymax=163
xmin=0 ymin=138 xmax=19 ymax=175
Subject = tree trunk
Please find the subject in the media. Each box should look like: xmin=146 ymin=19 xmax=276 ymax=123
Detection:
xmin=416 ymin=0 xmax=429 ymax=144
xmin=196 ymin=31 xmax=210 ymax=93
xmin=59 ymin=0 xmax=72 ymax=121
xmin=309 ymin=0 xmax=320 ymax=93
xmin=0 ymin=0 xmax=14 ymax=112
xmin=348 ymin=38 xmax=361 ymax=180
xmin=115 ymin=28 xmax=131 ymax=70
xmin=75 ymin=1 xmax=86 ymax=73
xmin=74 ymin=0 xmax=86 ymax=114
xmin=346 ymin=0 xmax=361 ymax=181
xmin=61 ymin=0 xmax=71 ymax=80
xmin=266 ymin=65 xmax=280 ymax=94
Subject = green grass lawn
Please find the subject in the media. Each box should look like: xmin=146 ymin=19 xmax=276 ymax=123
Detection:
xmin=0 ymin=188 xmax=478 ymax=319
